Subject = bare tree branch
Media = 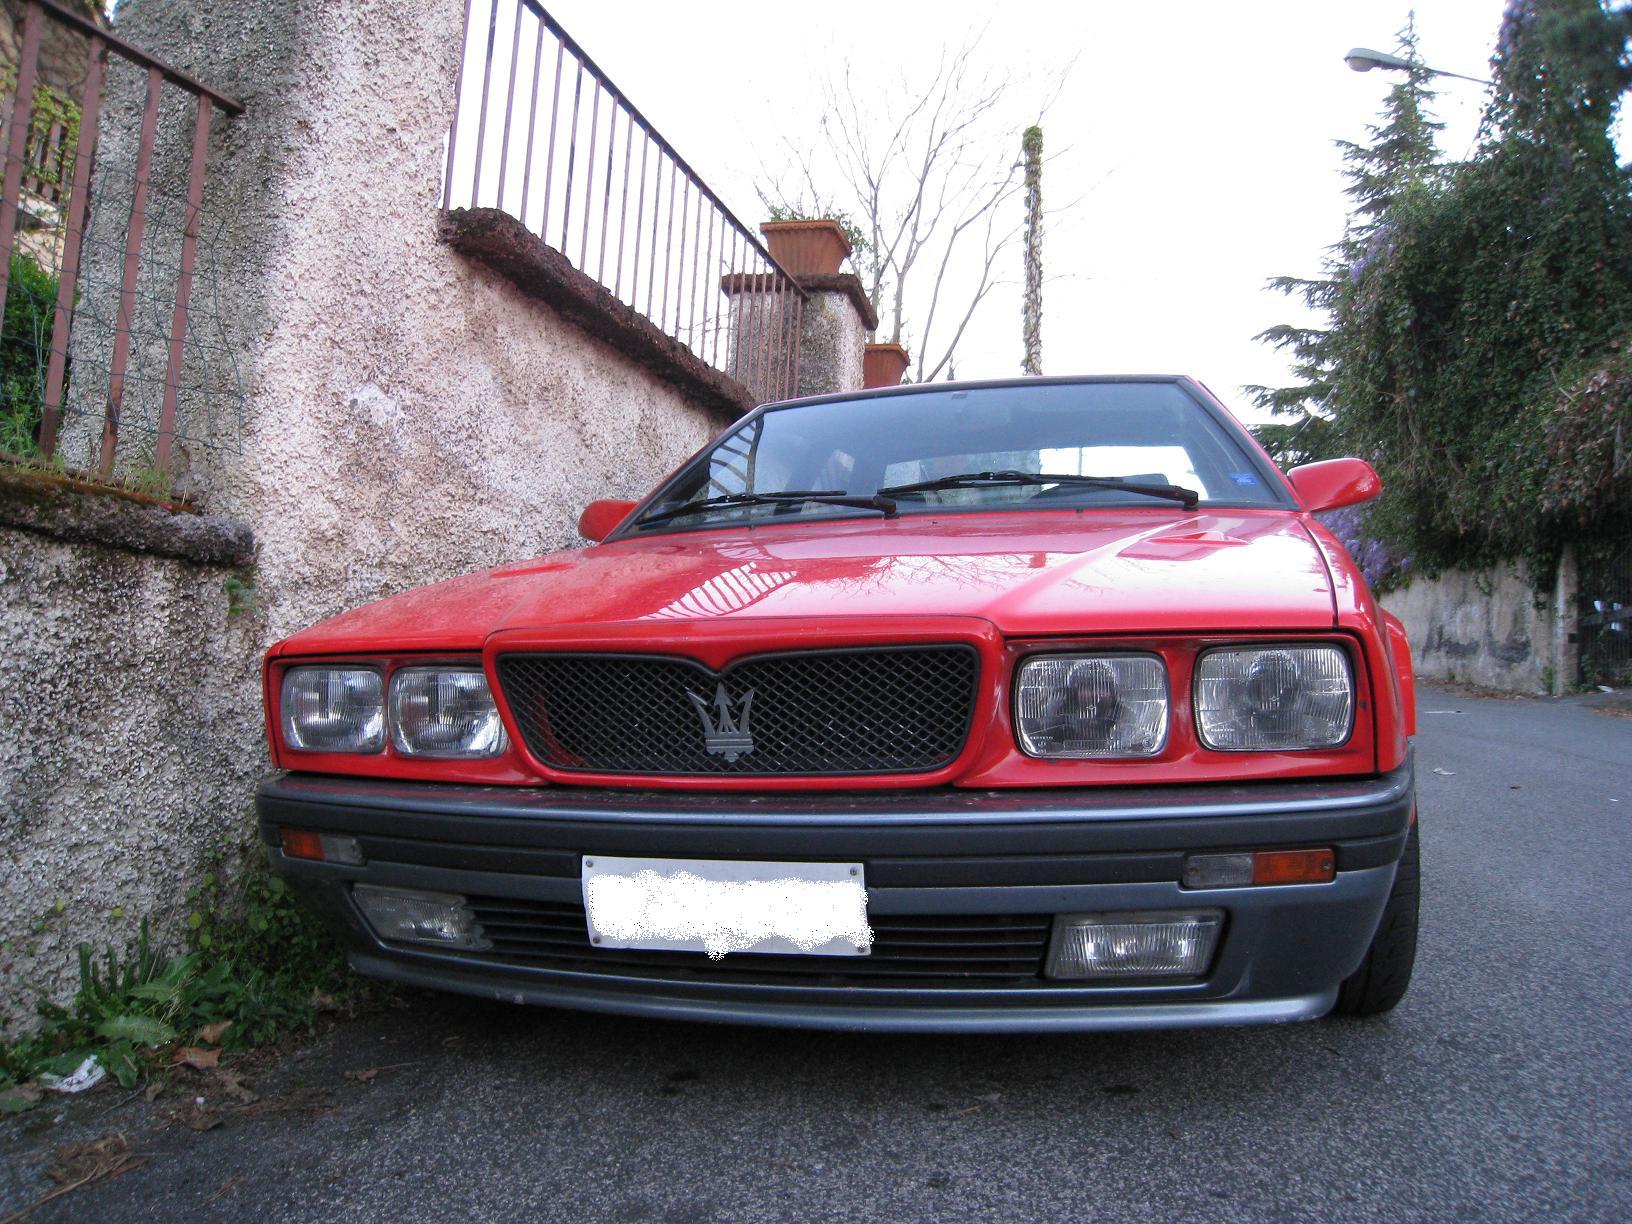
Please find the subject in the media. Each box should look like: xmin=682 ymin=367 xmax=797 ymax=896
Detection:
xmin=757 ymin=33 xmax=1077 ymax=377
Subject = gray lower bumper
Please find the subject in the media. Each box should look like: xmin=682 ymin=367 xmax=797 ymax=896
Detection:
xmin=353 ymin=952 xmax=1340 ymax=1033
xmin=259 ymin=764 xmax=1413 ymax=1033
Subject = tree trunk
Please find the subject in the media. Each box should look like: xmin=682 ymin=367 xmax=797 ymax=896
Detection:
xmin=1021 ymin=125 xmax=1043 ymax=376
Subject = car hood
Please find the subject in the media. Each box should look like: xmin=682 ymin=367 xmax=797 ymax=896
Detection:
xmin=275 ymin=510 xmax=1338 ymax=655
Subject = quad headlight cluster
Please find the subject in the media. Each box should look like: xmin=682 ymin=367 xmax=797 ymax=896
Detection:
xmin=280 ymin=666 xmax=506 ymax=758
xmin=1014 ymin=644 xmax=1353 ymax=759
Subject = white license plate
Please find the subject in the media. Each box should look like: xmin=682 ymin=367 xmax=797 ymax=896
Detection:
xmin=581 ymin=856 xmax=871 ymax=958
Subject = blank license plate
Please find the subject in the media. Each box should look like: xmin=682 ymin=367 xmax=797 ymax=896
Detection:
xmin=581 ymin=855 xmax=870 ymax=958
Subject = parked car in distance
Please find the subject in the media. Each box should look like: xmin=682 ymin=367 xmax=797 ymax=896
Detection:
xmin=258 ymin=376 xmax=1418 ymax=1032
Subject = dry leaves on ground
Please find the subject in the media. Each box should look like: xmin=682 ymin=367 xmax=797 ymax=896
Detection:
xmin=171 ymin=1047 xmax=221 ymax=1071
xmin=176 ymin=1098 xmax=223 ymax=1132
xmin=195 ymin=1021 xmax=233 ymax=1045
xmin=0 ymin=1133 xmax=145 ymax=1224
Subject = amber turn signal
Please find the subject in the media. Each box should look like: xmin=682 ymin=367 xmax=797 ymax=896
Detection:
xmin=1182 ymin=847 xmax=1336 ymax=888
xmin=279 ymin=828 xmax=365 ymax=866
xmin=281 ymin=829 xmax=325 ymax=860
xmin=1251 ymin=848 xmax=1336 ymax=886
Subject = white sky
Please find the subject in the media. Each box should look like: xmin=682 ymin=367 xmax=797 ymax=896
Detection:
xmin=537 ymin=0 xmax=1514 ymax=423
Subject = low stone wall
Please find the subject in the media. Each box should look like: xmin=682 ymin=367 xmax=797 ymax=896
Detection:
xmin=0 ymin=514 xmax=263 ymax=1036
xmin=1380 ymin=563 xmax=1553 ymax=693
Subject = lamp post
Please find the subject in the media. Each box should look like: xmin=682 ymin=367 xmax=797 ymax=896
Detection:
xmin=1344 ymin=46 xmax=1490 ymax=85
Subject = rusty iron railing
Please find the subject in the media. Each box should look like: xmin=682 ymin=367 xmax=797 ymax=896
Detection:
xmin=0 ymin=0 xmax=241 ymax=481
xmin=442 ymin=1 xmax=803 ymax=404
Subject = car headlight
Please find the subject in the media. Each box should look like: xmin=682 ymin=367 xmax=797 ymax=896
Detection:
xmin=1014 ymin=654 xmax=1169 ymax=758
xmin=1194 ymin=645 xmax=1354 ymax=750
xmin=281 ymin=667 xmax=384 ymax=753
xmin=389 ymin=667 xmax=506 ymax=757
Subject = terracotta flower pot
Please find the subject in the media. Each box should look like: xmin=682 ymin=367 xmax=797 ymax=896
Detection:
xmin=863 ymin=343 xmax=911 ymax=388
xmin=760 ymin=219 xmax=852 ymax=277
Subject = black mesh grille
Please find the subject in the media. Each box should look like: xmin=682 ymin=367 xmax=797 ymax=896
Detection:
xmin=497 ymin=646 xmax=979 ymax=775
xmin=454 ymin=897 xmax=1049 ymax=986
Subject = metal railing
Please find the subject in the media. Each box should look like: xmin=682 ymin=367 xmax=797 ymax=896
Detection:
xmin=0 ymin=0 xmax=242 ymax=483
xmin=442 ymin=1 xmax=803 ymax=405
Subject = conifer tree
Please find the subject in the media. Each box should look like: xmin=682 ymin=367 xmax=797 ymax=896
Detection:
xmin=1246 ymin=17 xmax=1442 ymax=468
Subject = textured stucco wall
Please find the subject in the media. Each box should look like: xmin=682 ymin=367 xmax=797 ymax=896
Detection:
xmin=1380 ymin=563 xmax=1552 ymax=693
xmin=1 ymin=0 xmax=727 ymax=1030
xmin=794 ymin=290 xmax=869 ymax=399
xmin=0 ymin=529 xmax=260 ymax=1031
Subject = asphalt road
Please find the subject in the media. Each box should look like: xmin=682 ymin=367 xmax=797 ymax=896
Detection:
xmin=3 ymin=683 xmax=1629 ymax=1222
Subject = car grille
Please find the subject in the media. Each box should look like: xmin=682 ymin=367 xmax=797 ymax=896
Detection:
xmin=496 ymin=646 xmax=979 ymax=776
xmin=453 ymin=897 xmax=1050 ymax=986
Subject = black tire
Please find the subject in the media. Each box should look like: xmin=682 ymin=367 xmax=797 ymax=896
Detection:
xmin=1332 ymin=817 xmax=1420 ymax=1016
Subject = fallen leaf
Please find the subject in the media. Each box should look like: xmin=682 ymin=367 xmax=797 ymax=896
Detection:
xmin=143 ymin=1080 xmax=165 ymax=1104
xmin=172 ymin=1046 xmax=221 ymax=1070
xmin=1431 ymin=767 xmax=1456 ymax=777
xmin=47 ymin=1133 xmax=136 ymax=1186
xmin=180 ymin=1099 xmax=223 ymax=1132
xmin=208 ymin=1069 xmax=259 ymax=1105
xmin=310 ymin=990 xmax=339 ymax=1011
xmin=195 ymin=1020 xmax=233 ymax=1045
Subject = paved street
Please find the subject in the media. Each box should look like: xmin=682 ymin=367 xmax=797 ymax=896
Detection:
xmin=3 ymin=683 xmax=1628 ymax=1222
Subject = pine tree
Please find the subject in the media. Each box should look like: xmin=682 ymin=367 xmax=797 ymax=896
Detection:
xmin=1246 ymin=17 xmax=1442 ymax=467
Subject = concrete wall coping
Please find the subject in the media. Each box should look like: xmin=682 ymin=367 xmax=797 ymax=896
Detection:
xmin=0 ymin=467 xmax=255 ymax=568
xmin=439 ymin=207 xmax=754 ymax=426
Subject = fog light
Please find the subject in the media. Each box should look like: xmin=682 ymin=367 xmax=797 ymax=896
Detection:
xmin=280 ymin=829 xmax=365 ymax=866
xmin=1045 ymin=910 xmax=1222 ymax=980
xmin=353 ymin=886 xmax=490 ymax=950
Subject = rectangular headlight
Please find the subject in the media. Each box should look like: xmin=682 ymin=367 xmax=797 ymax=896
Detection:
xmin=281 ymin=667 xmax=384 ymax=754
xmin=389 ymin=667 xmax=506 ymax=757
xmin=1194 ymin=645 xmax=1354 ymax=751
xmin=1014 ymin=653 xmax=1169 ymax=758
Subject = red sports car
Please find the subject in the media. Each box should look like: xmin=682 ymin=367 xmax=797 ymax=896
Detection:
xmin=259 ymin=376 xmax=1418 ymax=1031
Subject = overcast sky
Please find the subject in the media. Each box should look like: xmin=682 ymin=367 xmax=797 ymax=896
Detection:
xmin=538 ymin=0 xmax=1517 ymax=423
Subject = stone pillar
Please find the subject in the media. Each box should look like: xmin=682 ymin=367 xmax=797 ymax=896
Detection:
xmin=722 ymin=219 xmax=879 ymax=402
xmin=1552 ymin=542 xmax=1580 ymax=696
xmin=788 ymin=271 xmax=876 ymax=397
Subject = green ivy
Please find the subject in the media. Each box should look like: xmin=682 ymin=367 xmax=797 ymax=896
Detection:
xmin=1253 ymin=1 xmax=1632 ymax=582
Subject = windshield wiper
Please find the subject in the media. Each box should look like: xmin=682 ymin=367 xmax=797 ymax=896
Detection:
xmin=632 ymin=489 xmax=898 ymax=528
xmin=876 ymin=470 xmax=1199 ymax=510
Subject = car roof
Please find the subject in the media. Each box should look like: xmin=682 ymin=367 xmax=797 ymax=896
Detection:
xmin=765 ymin=375 xmax=1203 ymax=411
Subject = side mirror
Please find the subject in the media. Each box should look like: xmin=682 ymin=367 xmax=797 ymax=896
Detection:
xmin=578 ymin=498 xmax=638 ymax=543
xmin=1286 ymin=458 xmax=1382 ymax=513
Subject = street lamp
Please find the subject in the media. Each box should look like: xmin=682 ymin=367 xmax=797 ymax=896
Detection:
xmin=1344 ymin=46 xmax=1490 ymax=85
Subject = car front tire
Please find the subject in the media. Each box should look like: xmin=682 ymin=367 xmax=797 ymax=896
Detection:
xmin=1331 ymin=815 xmax=1420 ymax=1017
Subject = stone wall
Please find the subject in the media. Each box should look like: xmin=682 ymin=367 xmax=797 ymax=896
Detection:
xmin=0 ymin=516 xmax=260 ymax=1027
xmin=0 ymin=0 xmax=739 ymax=1032
xmin=1380 ymin=563 xmax=1554 ymax=693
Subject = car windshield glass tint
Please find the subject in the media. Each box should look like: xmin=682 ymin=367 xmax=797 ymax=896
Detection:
xmin=633 ymin=382 xmax=1282 ymax=530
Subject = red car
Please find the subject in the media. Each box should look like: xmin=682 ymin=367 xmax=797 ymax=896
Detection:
xmin=258 ymin=376 xmax=1418 ymax=1031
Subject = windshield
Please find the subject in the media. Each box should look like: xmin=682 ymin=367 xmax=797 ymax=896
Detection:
xmin=628 ymin=381 xmax=1286 ymax=532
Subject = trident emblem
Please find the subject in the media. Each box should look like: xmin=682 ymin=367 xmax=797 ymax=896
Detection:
xmin=687 ymin=681 xmax=755 ymax=762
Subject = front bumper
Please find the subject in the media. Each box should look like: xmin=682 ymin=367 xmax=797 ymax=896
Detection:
xmin=257 ymin=762 xmax=1414 ymax=1032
